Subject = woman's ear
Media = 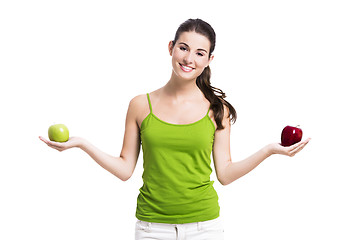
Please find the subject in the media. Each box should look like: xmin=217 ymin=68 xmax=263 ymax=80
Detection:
xmin=207 ymin=54 xmax=214 ymax=67
xmin=168 ymin=40 xmax=174 ymax=56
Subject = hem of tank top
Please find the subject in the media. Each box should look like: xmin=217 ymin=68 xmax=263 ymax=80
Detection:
xmin=140 ymin=112 xmax=216 ymax=131
xmin=135 ymin=212 xmax=220 ymax=225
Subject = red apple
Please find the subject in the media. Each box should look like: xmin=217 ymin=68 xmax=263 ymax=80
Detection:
xmin=281 ymin=125 xmax=303 ymax=147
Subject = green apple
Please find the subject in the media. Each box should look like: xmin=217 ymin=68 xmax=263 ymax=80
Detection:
xmin=48 ymin=124 xmax=69 ymax=142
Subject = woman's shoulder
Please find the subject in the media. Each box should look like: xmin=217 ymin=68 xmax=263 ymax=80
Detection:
xmin=127 ymin=93 xmax=154 ymax=128
xmin=129 ymin=93 xmax=147 ymax=104
xmin=129 ymin=87 xmax=163 ymax=110
xmin=129 ymin=88 xmax=161 ymax=105
xmin=128 ymin=93 xmax=149 ymax=114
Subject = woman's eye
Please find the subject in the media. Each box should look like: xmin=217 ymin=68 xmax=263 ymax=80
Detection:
xmin=197 ymin=52 xmax=204 ymax=57
xmin=180 ymin=46 xmax=187 ymax=51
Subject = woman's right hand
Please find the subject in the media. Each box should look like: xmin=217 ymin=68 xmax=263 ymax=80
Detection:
xmin=267 ymin=138 xmax=311 ymax=157
xmin=39 ymin=136 xmax=84 ymax=152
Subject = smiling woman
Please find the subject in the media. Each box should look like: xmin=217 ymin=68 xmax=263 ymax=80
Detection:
xmin=169 ymin=32 xmax=212 ymax=81
xmin=39 ymin=18 xmax=310 ymax=240
xmin=170 ymin=19 xmax=237 ymax=130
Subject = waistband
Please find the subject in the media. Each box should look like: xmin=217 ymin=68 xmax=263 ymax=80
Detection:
xmin=136 ymin=217 xmax=222 ymax=232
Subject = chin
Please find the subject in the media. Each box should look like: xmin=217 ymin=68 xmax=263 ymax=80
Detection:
xmin=173 ymin=71 xmax=198 ymax=82
xmin=173 ymin=67 xmax=201 ymax=82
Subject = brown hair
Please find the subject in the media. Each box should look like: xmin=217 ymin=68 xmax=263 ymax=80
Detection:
xmin=173 ymin=18 xmax=237 ymax=130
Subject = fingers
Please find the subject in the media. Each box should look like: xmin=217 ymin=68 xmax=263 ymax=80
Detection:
xmin=288 ymin=138 xmax=311 ymax=157
xmin=39 ymin=136 xmax=66 ymax=152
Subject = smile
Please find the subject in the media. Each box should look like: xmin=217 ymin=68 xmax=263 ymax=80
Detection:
xmin=179 ymin=63 xmax=195 ymax=72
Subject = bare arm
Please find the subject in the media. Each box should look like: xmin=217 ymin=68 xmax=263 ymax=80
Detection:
xmin=212 ymin=107 xmax=311 ymax=186
xmin=39 ymin=97 xmax=142 ymax=181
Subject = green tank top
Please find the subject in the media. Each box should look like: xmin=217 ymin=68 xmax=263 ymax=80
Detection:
xmin=136 ymin=93 xmax=220 ymax=224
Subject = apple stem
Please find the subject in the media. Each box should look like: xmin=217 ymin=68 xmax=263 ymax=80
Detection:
xmin=296 ymin=125 xmax=300 ymax=128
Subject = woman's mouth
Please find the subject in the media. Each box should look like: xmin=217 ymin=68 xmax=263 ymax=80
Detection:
xmin=179 ymin=63 xmax=195 ymax=72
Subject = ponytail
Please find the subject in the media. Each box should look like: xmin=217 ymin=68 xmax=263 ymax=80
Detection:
xmin=196 ymin=66 xmax=237 ymax=130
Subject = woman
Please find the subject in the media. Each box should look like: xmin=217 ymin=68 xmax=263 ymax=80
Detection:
xmin=40 ymin=18 xmax=310 ymax=240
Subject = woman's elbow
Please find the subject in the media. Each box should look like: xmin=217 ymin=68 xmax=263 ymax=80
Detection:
xmin=217 ymin=175 xmax=232 ymax=186
xmin=116 ymin=157 xmax=136 ymax=181
xmin=117 ymin=170 xmax=134 ymax=182
xmin=114 ymin=167 xmax=133 ymax=182
xmin=119 ymin=174 xmax=131 ymax=182
xmin=216 ymin=162 xmax=233 ymax=186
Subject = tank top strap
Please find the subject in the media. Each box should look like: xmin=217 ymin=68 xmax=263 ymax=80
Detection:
xmin=206 ymin=104 xmax=211 ymax=116
xmin=146 ymin=93 xmax=153 ymax=113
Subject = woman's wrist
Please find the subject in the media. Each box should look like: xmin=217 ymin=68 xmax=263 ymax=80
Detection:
xmin=76 ymin=137 xmax=88 ymax=150
xmin=263 ymin=143 xmax=275 ymax=157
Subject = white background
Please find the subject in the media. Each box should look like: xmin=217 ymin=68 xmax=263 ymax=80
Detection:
xmin=1 ymin=0 xmax=359 ymax=239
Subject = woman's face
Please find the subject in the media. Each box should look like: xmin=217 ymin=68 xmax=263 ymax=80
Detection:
xmin=169 ymin=31 xmax=214 ymax=81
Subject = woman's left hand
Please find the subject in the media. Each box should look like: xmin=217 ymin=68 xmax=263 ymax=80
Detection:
xmin=267 ymin=138 xmax=311 ymax=157
xmin=39 ymin=136 xmax=84 ymax=152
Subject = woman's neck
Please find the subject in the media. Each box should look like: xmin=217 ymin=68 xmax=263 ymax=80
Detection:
xmin=162 ymin=72 xmax=202 ymax=101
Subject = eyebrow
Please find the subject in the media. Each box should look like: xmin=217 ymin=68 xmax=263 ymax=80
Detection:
xmin=179 ymin=42 xmax=208 ymax=53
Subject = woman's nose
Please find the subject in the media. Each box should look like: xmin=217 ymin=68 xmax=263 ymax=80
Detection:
xmin=183 ymin=52 xmax=194 ymax=65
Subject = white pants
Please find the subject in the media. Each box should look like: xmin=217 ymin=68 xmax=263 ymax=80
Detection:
xmin=135 ymin=217 xmax=224 ymax=240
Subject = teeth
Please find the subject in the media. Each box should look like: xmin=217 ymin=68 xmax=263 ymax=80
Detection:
xmin=180 ymin=64 xmax=193 ymax=72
